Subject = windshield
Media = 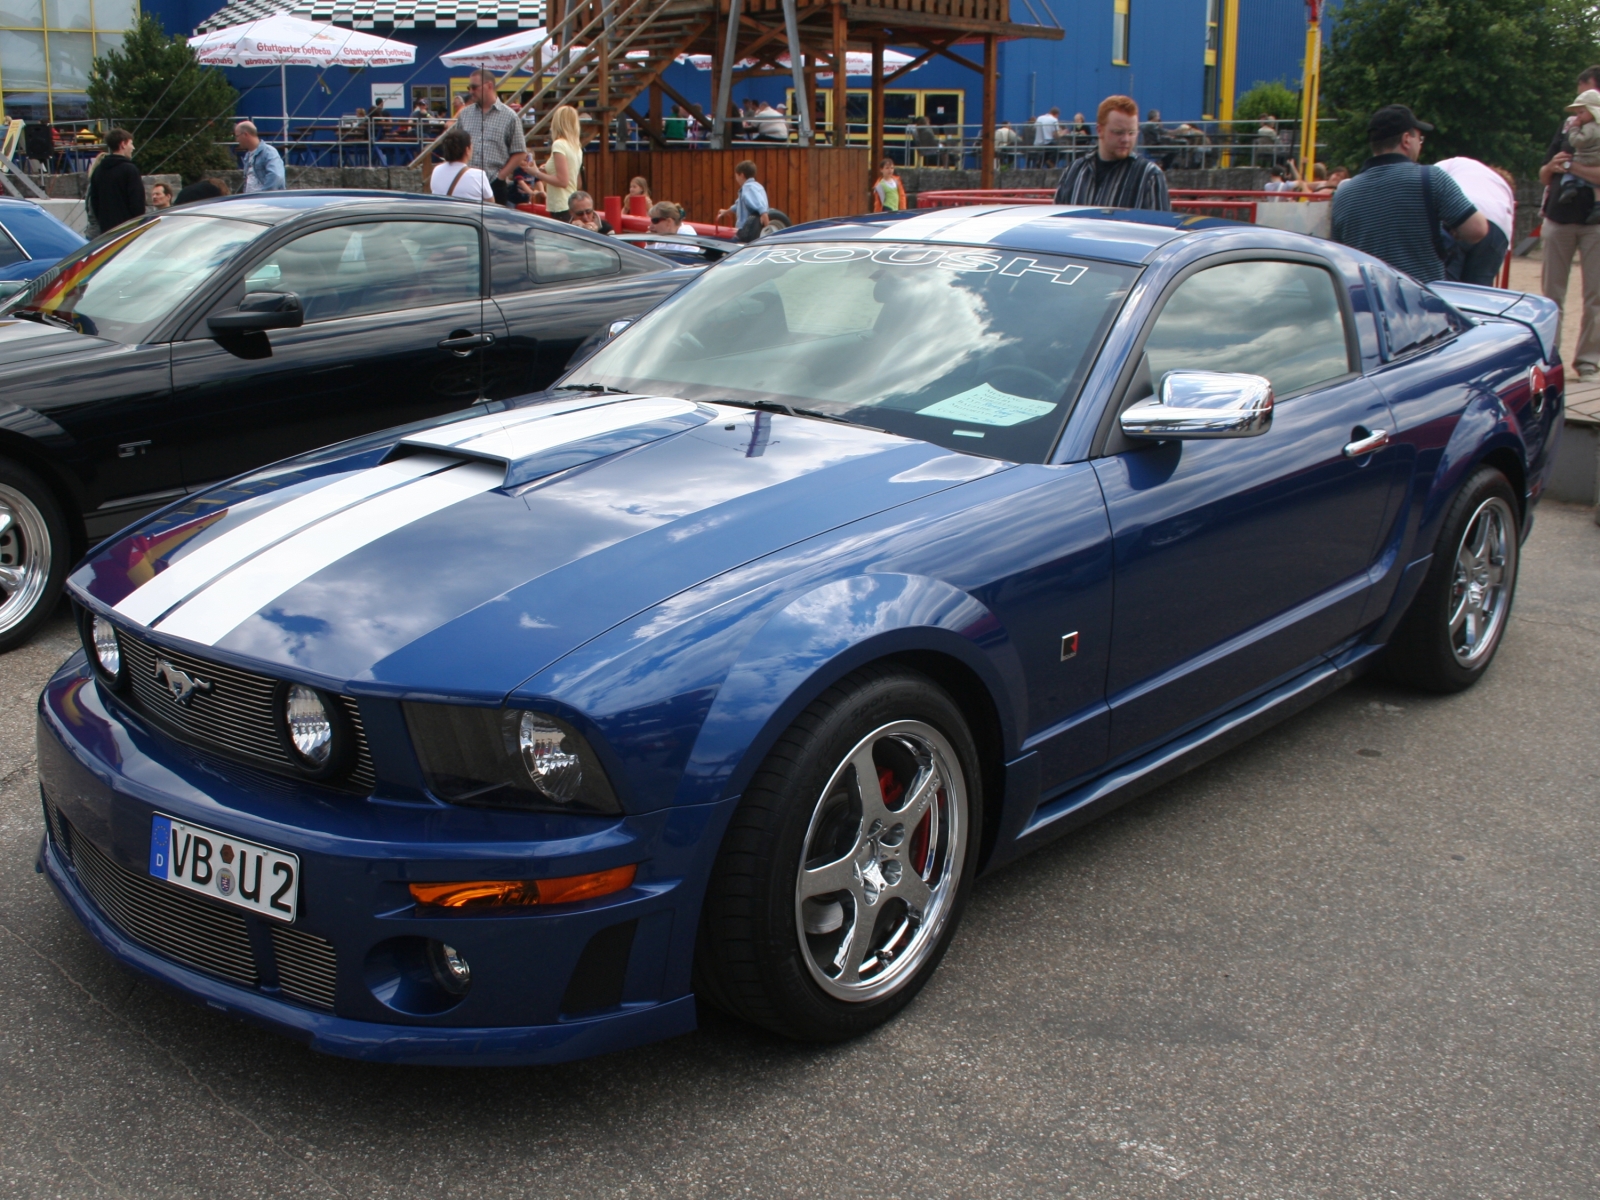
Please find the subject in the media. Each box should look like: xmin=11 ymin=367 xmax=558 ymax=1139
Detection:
xmin=1 ymin=214 xmax=264 ymax=343
xmin=574 ymin=240 xmax=1138 ymax=462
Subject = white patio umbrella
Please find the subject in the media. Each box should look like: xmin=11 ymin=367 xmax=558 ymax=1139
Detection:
xmin=439 ymin=28 xmax=561 ymax=73
xmin=189 ymin=13 xmax=417 ymax=142
xmin=678 ymin=50 xmax=917 ymax=78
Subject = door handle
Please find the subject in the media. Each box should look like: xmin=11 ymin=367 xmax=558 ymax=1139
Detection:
xmin=1343 ymin=427 xmax=1390 ymax=457
xmin=438 ymin=331 xmax=495 ymax=355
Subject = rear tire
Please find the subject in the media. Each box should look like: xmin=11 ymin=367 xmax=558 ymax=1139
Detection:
xmin=695 ymin=665 xmax=981 ymax=1042
xmin=1383 ymin=466 xmax=1519 ymax=693
xmin=0 ymin=457 xmax=69 ymax=653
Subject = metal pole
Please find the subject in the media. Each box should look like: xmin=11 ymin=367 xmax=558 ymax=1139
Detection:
xmin=712 ymin=0 xmax=743 ymax=149
xmin=831 ymin=3 xmax=847 ymax=147
xmin=282 ymin=63 xmax=289 ymax=147
xmin=1218 ymin=0 xmax=1240 ymax=167
xmin=781 ymin=0 xmax=811 ymax=145
xmin=1299 ymin=0 xmax=1324 ymax=178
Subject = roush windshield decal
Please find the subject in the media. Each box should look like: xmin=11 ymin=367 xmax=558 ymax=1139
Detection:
xmin=732 ymin=244 xmax=1087 ymax=285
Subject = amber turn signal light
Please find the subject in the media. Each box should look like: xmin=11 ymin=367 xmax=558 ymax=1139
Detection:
xmin=409 ymin=864 xmax=637 ymax=910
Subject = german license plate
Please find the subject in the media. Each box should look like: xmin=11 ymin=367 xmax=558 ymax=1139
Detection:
xmin=149 ymin=814 xmax=299 ymax=923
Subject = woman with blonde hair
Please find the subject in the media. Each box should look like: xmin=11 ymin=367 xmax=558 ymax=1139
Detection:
xmin=529 ymin=105 xmax=584 ymax=220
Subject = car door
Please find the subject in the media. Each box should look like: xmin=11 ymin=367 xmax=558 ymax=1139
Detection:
xmin=169 ymin=216 xmax=491 ymax=488
xmin=1091 ymin=255 xmax=1399 ymax=759
xmin=488 ymin=221 xmax=680 ymax=397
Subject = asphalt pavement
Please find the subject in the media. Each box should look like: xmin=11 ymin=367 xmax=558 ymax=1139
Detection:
xmin=1 ymin=503 xmax=1597 ymax=1200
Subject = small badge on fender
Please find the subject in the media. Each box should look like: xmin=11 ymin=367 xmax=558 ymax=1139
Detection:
xmin=1061 ymin=632 xmax=1080 ymax=661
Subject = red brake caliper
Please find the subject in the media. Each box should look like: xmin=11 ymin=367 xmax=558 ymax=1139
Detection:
xmin=881 ymin=767 xmax=932 ymax=876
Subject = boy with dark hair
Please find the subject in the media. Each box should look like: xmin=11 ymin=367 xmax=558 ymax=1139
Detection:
xmin=716 ymin=160 xmax=770 ymax=240
xmin=88 ymin=128 xmax=146 ymax=232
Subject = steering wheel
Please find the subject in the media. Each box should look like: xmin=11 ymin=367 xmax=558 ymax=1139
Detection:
xmin=986 ymin=364 xmax=1059 ymax=399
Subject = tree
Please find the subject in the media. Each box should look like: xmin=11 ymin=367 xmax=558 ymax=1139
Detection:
xmin=1235 ymin=80 xmax=1301 ymax=124
xmin=1321 ymin=0 xmax=1600 ymax=176
xmin=87 ymin=14 xmax=239 ymax=183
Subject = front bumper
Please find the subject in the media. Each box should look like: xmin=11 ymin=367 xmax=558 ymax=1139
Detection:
xmin=38 ymin=655 xmax=727 ymax=1065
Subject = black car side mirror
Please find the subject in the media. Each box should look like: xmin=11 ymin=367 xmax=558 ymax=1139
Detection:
xmin=208 ymin=291 xmax=304 ymax=335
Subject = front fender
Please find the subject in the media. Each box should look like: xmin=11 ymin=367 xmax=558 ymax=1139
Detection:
xmin=680 ymin=573 xmax=1023 ymax=810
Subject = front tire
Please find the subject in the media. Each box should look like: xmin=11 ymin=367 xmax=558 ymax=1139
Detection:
xmin=0 ymin=457 xmax=69 ymax=653
xmin=695 ymin=666 xmax=981 ymax=1042
xmin=1383 ymin=466 xmax=1520 ymax=693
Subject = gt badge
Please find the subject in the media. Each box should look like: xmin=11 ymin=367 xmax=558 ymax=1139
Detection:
xmin=154 ymin=658 xmax=213 ymax=707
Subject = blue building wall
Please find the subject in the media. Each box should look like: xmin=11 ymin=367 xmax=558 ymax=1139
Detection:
xmin=143 ymin=0 xmax=1310 ymax=131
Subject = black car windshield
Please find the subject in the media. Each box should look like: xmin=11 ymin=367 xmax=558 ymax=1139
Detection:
xmin=573 ymin=240 xmax=1138 ymax=462
xmin=1 ymin=214 xmax=264 ymax=343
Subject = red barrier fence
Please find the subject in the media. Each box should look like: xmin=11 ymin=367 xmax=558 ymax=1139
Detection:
xmin=914 ymin=186 xmax=1332 ymax=225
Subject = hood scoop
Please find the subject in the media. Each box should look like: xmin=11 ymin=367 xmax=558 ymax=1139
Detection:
xmin=389 ymin=394 xmax=714 ymax=489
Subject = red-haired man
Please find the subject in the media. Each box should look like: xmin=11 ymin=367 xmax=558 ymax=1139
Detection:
xmin=1051 ymin=95 xmax=1171 ymax=211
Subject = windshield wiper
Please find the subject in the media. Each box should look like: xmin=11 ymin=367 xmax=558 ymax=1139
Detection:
xmin=10 ymin=309 xmax=77 ymax=333
xmin=555 ymin=382 xmax=633 ymax=395
xmin=719 ymin=398 xmax=885 ymax=432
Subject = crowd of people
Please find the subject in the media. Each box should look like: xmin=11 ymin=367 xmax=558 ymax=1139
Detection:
xmin=76 ymin=67 xmax=1600 ymax=345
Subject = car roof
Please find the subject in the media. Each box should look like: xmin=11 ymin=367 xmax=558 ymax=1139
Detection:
xmin=771 ymin=204 xmax=1240 ymax=265
xmin=168 ymin=189 xmax=535 ymax=226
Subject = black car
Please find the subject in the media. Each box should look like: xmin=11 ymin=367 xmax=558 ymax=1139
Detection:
xmin=0 ymin=191 xmax=697 ymax=650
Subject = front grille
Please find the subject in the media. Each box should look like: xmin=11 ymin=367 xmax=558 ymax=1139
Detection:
xmin=54 ymin=804 xmax=340 ymax=1011
xmin=271 ymin=926 xmax=338 ymax=1009
xmin=119 ymin=629 xmax=376 ymax=794
xmin=69 ymin=822 xmax=260 ymax=988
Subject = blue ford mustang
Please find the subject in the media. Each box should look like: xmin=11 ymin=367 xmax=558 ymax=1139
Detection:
xmin=38 ymin=206 xmax=1561 ymax=1065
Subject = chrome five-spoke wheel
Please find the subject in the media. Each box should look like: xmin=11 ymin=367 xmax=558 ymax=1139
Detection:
xmin=1384 ymin=465 xmax=1520 ymax=693
xmin=795 ymin=720 xmax=966 ymax=1003
xmin=0 ymin=467 xmax=64 ymax=651
xmin=696 ymin=667 xmax=980 ymax=1041
xmin=0 ymin=484 xmax=52 ymax=626
xmin=1449 ymin=495 xmax=1516 ymax=669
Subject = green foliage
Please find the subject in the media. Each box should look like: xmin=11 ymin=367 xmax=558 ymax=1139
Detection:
xmin=1235 ymin=80 xmax=1301 ymax=124
xmin=87 ymin=14 xmax=239 ymax=183
xmin=1321 ymin=0 xmax=1600 ymax=176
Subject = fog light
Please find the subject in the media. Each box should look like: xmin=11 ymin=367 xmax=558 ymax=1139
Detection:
xmin=284 ymin=684 xmax=332 ymax=766
xmin=428 ymin=940 xmax=472 ymax=995
xmin=91 ymin=615 xmax=121 ymax=679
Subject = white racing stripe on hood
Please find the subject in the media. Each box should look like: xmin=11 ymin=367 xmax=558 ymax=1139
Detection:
xmin=153 ymin=461 xmax=504 ymax=647
xmin=114 ymin=454 xmax=454 ymax=627
xmin=403 ymin=393 xmax=643 ymax=450
xmin=405 ymin=397 xmax=698 ymax=466
xmin=869 ymin=205 xmax=1038 ymax=241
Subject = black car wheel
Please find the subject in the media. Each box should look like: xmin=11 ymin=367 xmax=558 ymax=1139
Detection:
xmin=695 ymin=665 xmax=981 ymax=1042
xmin=0 ymin=457 xmax=68 ymax=653
xmin=1384 ymin=465 xmax=1520 ymax=693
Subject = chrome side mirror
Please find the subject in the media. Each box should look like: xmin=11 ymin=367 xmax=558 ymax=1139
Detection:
xmin=1119 ymin=370 xmax=1274 ymax=440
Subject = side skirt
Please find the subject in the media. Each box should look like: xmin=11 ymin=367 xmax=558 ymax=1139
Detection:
xmin=987 ymin=651 xmax=1376 ymax=871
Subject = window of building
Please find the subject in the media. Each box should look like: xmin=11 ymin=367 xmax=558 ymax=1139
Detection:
xmin=1112 ymin=0 xmax=1130 ymax=65
xmin=1203 ymin=0 xmax=1220 ymax=116
xmin=0 ymin=0 xmax=134 ymax=124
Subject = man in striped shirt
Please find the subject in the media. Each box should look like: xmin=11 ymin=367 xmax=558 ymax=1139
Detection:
xmin=1330 ymin=105 xmax=1488 ymax=283
xmin=1052 ymin=95 xmax=1171 ymax=211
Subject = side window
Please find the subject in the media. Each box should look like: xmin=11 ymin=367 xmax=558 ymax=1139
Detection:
xmin=1144 ymin=259 xmax=1352 ymax=397
xmin=1364 ymin=265 xmax=1465 ymax=360
xmin=244 ymin=220 xmax=480 ymax=322
xmin=529 ymin=228 xmax=620 ymax=284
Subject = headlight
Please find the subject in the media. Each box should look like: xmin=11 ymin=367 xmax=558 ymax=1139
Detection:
xmin=274 ymin=683 xmax=348 ymax=776
xmin=90 ymin=615 xmax=122 ymax=680
xmin=404 ymin=703 xmax=620 ymax=814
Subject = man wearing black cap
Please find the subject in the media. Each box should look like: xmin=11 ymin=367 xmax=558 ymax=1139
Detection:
xmin=1331 ymin=104 xmax=1489 ymax=283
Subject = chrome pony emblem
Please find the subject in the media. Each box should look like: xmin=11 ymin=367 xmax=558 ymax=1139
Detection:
xmin=153 ymin=658 xmax=213 ymax=707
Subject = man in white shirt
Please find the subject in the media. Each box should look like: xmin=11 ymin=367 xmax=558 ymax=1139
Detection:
xmin=1435 ymin=156 xmax=1514 ymax=287
xmin=752 ymin=101 xmax=788 ymax=141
